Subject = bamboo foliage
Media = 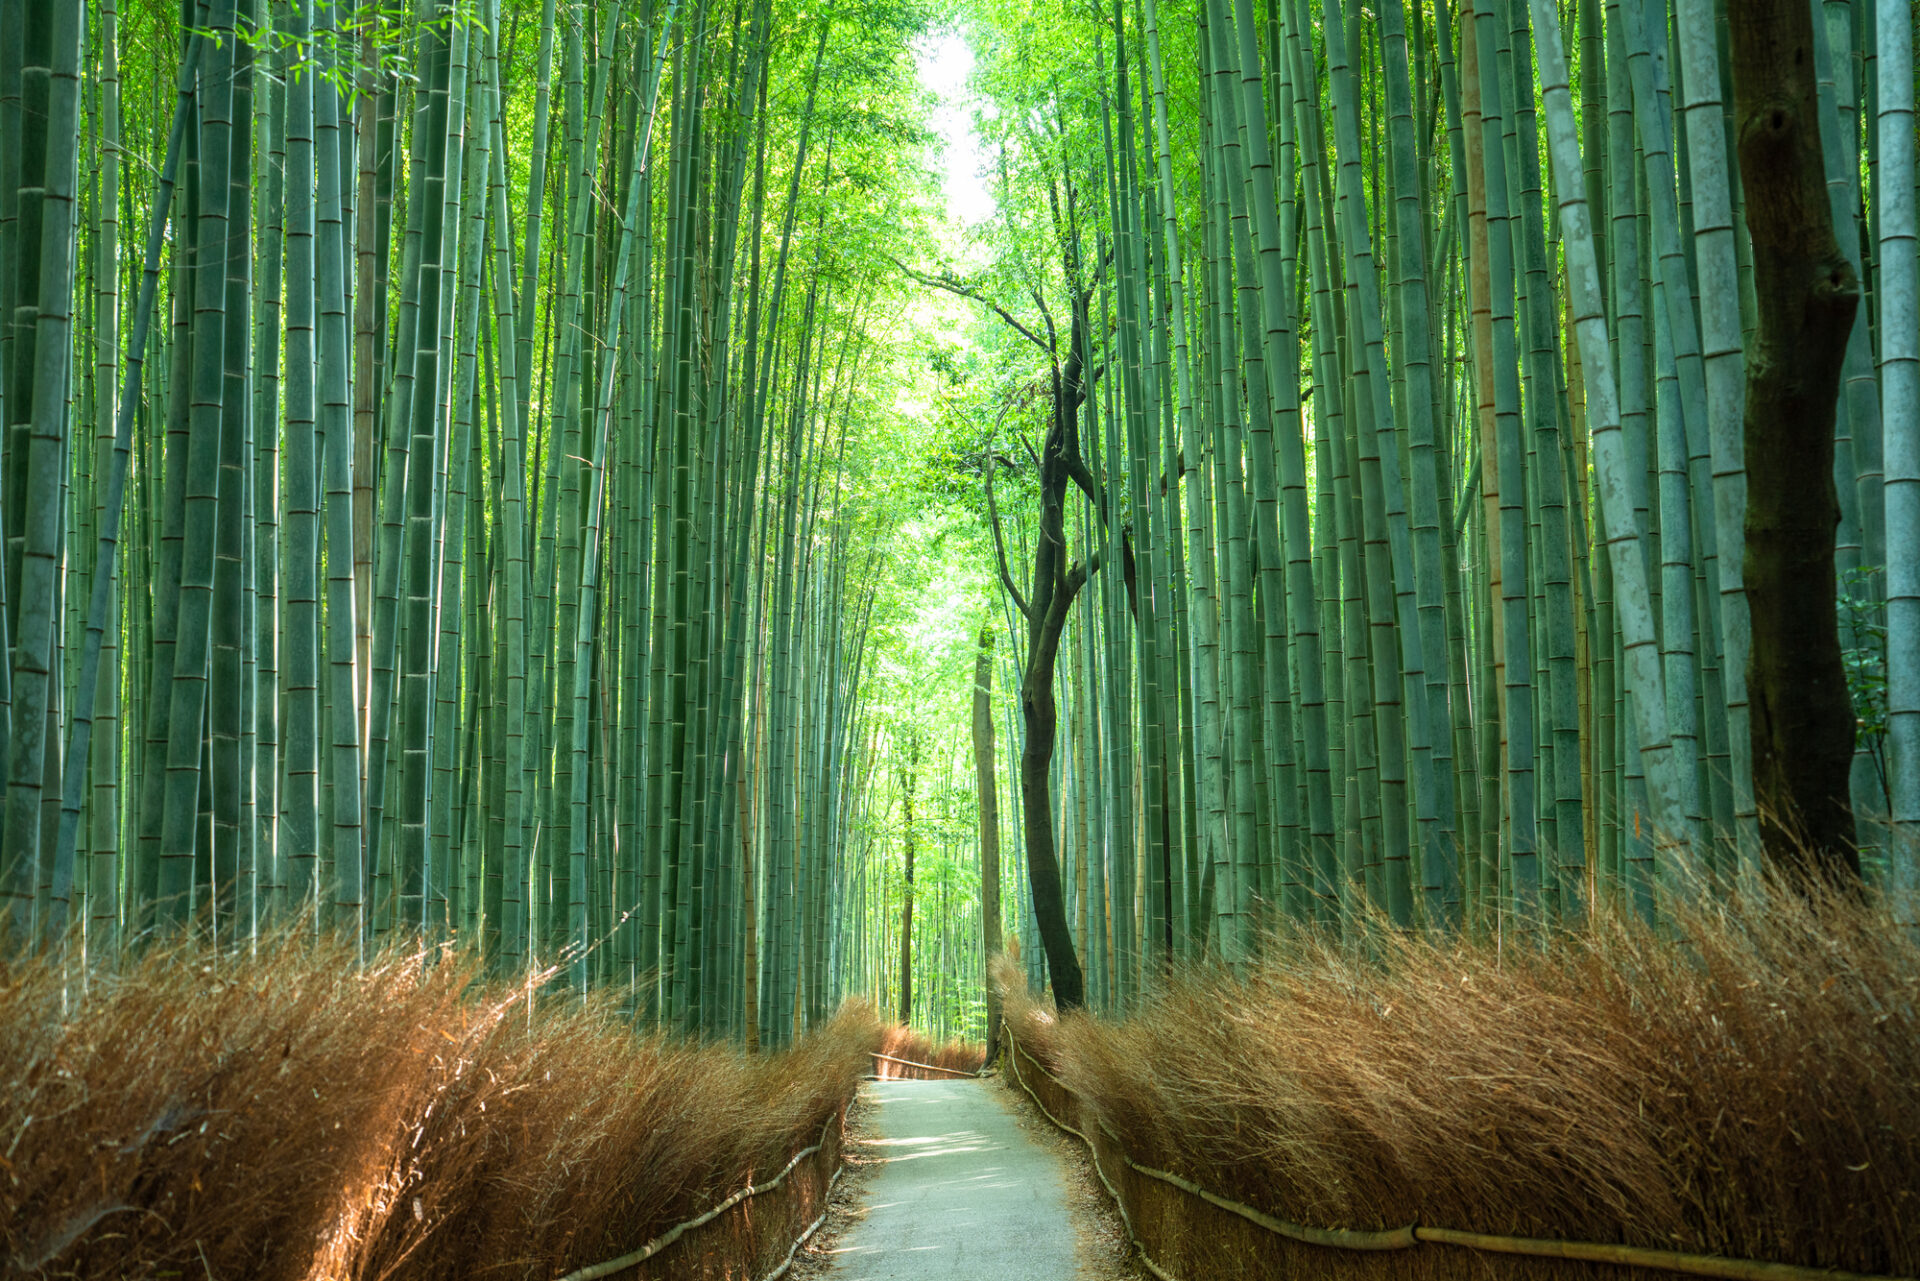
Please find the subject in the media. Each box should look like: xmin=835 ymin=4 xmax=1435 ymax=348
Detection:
xmin=0 ymin=0 xmax=944 ymax=1045
xmin=1 ymin=0 xmax=1916 ymax=1042
xmin=943 ymin=0 xmax=1917 ymax=1015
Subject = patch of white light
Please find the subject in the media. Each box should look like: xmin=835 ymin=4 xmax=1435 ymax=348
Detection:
xmin=913 ymin=27 xmax=995 ymax=232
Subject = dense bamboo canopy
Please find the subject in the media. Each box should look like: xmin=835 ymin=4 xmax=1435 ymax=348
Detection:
xmin=0 ymin=0 xmax=1913 ymax=1030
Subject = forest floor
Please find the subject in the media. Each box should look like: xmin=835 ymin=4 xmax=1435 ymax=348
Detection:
xmin=796 ymin=1076 xmax=1138 ymax=1280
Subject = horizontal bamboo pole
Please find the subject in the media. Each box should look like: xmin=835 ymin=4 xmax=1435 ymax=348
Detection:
xmin=869 ymin=1050 xmax=981 ymax=1078
xmin=1002 ymin=1023 xmax=1916 ymax=1281
xmin=556 ymin=1108 xmax=843 ymax=1281
xmin=753 ymin=1163 xmax=845 ymax=1281
xmin=1410 ymin=1228 xmax=1912 ymax=1281
xmin=1120 ymin=1151 xmax=1418 ymax=1251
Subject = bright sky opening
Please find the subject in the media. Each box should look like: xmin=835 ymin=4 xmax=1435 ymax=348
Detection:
xmin=914 ymin=28 xmax=994 ymax=232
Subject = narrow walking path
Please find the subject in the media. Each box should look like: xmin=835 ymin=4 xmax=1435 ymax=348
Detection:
xmin=825 ymin=1078 xmax=1083 ymax=1279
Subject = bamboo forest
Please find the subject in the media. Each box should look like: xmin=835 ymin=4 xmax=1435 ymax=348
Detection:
xmin=2 ymin=0 xmax=1918 ymax=1273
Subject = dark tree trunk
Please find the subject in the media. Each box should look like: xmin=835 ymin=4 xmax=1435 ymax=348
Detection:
xmin=973 ymin=625 xmax=1004 ymax=1062
xmin=1014 ymin=290 xmax=1098 ymax=1014
xmin=1020 ymin=623 xmax=1083 ymax=1010
xmin=1729 ymin=0 xmax=1862 ymax=883
xmin=914 ymin=220 xmax=1122 ymax=1015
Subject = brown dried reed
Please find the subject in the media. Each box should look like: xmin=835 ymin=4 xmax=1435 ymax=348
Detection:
xmin=1 ymin=927 xmax=878 ymax=1280
xmin=1001 ymin=888 xmax=1920 ymax=1277
xmin=872 ymin=1026 xmax=985 ymax=1078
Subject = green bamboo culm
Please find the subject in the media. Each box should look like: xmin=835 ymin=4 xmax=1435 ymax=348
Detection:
xmin=1 ymin=0 xmax=1915 ymax=1045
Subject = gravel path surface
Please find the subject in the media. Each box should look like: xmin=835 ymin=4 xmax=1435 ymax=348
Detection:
xmin=821 ymin=1077 xmax=1087 ymax=1280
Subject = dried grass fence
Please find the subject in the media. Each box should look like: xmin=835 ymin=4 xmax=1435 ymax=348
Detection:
xmin=1 ymin=930 xmax=877 ymax=1280
xmin=868 ymin=1026 xmax=986 ymax=1080
xmin=554 ymin=1106 xmax=848 ymax=1281
xmin=998 ymin=887 xmax=1920 ymax=1281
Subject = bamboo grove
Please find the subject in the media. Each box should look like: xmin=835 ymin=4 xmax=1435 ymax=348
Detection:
xmin=2 ymin=0 xmax=1917 ymax=1039
xmin=0 ymin=0 xmax=952 ymax=1044
xmin=925 ymin=0 xmax=1919 ymax=1010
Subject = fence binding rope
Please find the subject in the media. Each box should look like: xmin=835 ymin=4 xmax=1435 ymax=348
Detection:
xmin=1002 ymin=1022 xmax=1918 ymax=1281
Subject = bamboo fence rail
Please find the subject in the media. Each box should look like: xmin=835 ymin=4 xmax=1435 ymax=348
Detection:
xmin=556 ymin=1105 xmax=848 ymax=1281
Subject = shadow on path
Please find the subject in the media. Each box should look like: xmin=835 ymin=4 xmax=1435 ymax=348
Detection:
xmin=824 ymin=1078 xmax=1081 ymax=1280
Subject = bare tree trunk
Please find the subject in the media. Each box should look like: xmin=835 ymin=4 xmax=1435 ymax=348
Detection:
xmin=1019 ymin=646 xmax=1081 ymax=1009
xmin=909 ymin=241 xmax=1119 ymax=1014
xmin=897 ymin=744 xmax=915 ymax=1025
xmin=974 ymin=624 xmax=1003 ymax=1062
xmin=1729 ymin=0 xmax=1861 ymax=883
xmin=1017 ymin=376 xmax=1096 ymax=1012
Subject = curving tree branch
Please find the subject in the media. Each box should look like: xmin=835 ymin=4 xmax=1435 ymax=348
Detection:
xmin=983 ymin=454 xmax=1033 ymax=621
xmin=882 ymin=253 xmax=1053 ymax=353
